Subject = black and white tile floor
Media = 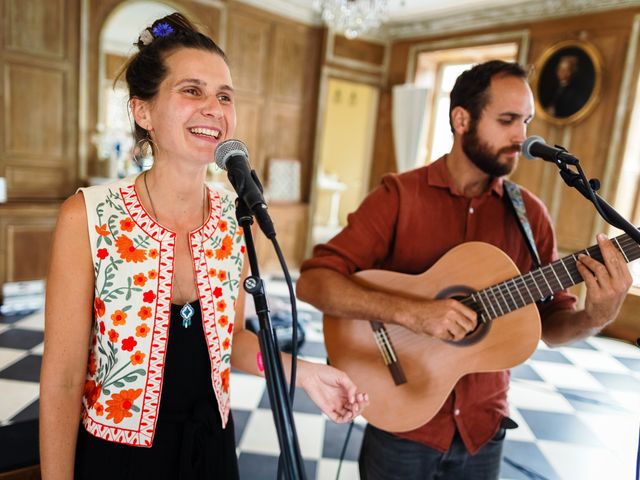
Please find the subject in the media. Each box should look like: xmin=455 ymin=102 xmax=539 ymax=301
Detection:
xmin=1 ymin=280 xmax=639 ymax=479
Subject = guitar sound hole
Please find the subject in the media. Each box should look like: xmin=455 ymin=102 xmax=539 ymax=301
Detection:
xmin=436 ymin=287 xmax=490 ymax=347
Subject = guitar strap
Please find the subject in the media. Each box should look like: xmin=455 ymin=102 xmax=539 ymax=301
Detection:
xmin=503 ymin=180 xmax=541 ymax=269
xmin=504 ymin=180 xmax=554 ymax=303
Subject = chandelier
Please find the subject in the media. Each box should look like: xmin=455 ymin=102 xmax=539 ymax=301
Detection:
xmin=313 ymin=0 xmax=389 ymax=39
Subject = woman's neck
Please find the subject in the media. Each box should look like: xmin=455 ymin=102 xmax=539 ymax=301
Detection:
xmin=139 ymin=161 xmax=209 ymax=229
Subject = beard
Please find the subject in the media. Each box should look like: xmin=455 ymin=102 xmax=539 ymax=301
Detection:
xmin=461 ymin=122 xmax=520 ymax=177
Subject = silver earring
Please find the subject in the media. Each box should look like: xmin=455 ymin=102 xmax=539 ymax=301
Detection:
xmin=132 ymin=135 xmax=155 ymax=165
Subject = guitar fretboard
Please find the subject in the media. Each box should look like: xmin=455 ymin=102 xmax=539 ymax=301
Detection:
xmin=460 ymin=233 xmax=640 ymax=320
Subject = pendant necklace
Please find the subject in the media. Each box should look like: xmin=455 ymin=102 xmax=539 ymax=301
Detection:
xmin=143 ymin=170 xmax=206 ymax=328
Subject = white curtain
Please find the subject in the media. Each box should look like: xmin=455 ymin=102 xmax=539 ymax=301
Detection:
xmin=392 ymin=84 xmax=429 ymax=172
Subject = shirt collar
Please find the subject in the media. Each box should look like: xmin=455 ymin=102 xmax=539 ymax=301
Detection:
xmin=427 ymin=155 xmax=504 ymax=198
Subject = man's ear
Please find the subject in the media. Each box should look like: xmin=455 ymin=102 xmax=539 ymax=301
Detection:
xmin=451 ymin=106 xmax=471 ymax=135
xmin=130 ymin=97 xmax=152 ymax=131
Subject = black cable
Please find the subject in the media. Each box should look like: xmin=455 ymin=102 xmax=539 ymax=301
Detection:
xmin=266 ymin=238 xmax=300 ymax=480
xmin=271 ymin=238 xmax=299 ymax=401
xmin=502 ymin=456 xmax=550 ymax=480
xmin=335 ymin=421 xmax=355 ymax=480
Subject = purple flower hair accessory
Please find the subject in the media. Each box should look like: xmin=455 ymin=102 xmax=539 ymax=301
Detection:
xmin=152 ymin=23 xmax=174 ymax=38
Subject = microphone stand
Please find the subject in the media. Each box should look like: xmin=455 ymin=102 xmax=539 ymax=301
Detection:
xmin=235 ymin=198 xmax=307 ymax=480
xmin=550 ymin=149 xmax=640 ymax=245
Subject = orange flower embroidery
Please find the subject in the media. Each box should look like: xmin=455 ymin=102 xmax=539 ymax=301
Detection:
xmin=130 ymin=350 xmax=146 ymax=365
xmin=148 ymin=249 xmax=159 ymax=259
xmin=116 ymin=235 xmax=147 ymax=263
xmin=94 ymin=298 xmax=105 ymax=318
xmin=111 ymin=309 xmax=127 ymax=326
xmin=221 ymin=369 xmax=230 ymax=393
xmin=208 ymin=268 xmax=217 ymax=277
xmin=138 ymin=306 xmax=152 ymax=320
xmin=94 ymin=402 xmax=104 ymax=416
xmin=133 ymin=273 xmax=147 ymax=286
xmin=148 ymin=269 xmax=157 ymax=280
xmin=237 ymin=226 xmax=244 ymax=236
xmin=217 ymin=270 xmax=227 ymax=282
xmin=205 ymin=249 xmax=214 ymax=259
xmin=88 ymin=352 xmax=97 ymax=376
xmin=135 ymin=324 xmax=150 ymax=337
xmin=216 ymin=300 xmax=227 ymax=312
xmin=120 ymin=218 xmax=135 ymax=232
xmin=219 ymin=219 xmax=228 ymax=232
xmin=95 ymin=224 xmax=109 ymax=236
xmin=218 ymin=315 xmax=229 ymax=327
xmin=108 ymin=329 xmax=119 ymax=343
xmin=83 ymin=380 xmax=102 ymax=409
xmin=105 ymin=388 xmax=142 ymax=424
xmin=215 ymin=236 xmax=233 ymax=260
xmin=222 ymin=338 xmax=230 ymax=350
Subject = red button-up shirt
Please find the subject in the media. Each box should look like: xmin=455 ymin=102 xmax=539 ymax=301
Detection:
xmin=301 ymin=156 xmax=576 ymax=454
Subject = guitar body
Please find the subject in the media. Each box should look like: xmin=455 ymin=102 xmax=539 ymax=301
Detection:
xmin=323 ymin=242 xmax=541 ymax=432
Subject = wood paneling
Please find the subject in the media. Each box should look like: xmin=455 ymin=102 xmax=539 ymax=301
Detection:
xmin=180 ymin=1 xmax=221 ymax=41
xmin=333 ymin=35 xmax=386 ymax=67
xmin=270 ymin=24 xmax=313 ymax=103
xmin=254 ymin=203 xmax=309 ymax=272
xmin=0 ymin=464 xmax=41 ymax=480
xmin=223 ymin=3 xmax=322 ymax=202
xmin=105 ymin=53 xmax=127 ymax=81
xmin=369 ymin=89 xmax=394 ymax=191
xmin=263 ymin=103 xmax=302 ymax=163
xmin=603 ymin=289 xmax=640 ymax=343
xmin=0 ymin=0 xmax=77 ymax=286
xmin=5 ymin=0 xmax=65 ymax=58
xmin=233 ymin=96 xmax=263 ymax=166
xmin=0 ymin=0 xmax=78 ymax=200
xmin=5 ymin=64 xmax=65 ymax=157
xmin=5 ymin=165 xmax=69 ymax=199
xmin=226 ymin=11 xmax=271 ymax=95
xmin=0 ymin=204 xmax=60 ymax=288
xmin=7 ymin=225 xmax=54 ymax=281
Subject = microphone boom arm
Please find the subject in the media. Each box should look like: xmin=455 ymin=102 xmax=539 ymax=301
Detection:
xmin=553 ymin=154 xmax=640 ymax=244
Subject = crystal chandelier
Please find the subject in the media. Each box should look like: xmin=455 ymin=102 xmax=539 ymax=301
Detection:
xmin=313 ymin=0 xmax=389 ymax=39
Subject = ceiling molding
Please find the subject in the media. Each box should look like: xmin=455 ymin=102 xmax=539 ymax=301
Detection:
xmin=386 ymin=0 xmax=640 ymax=40
xmin=235 ymin=0 xmax=321 ymax=25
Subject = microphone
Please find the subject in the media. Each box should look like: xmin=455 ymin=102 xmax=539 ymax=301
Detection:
xmin=215 ymin=139 xmax=275 ymax=239
xmin=522 ymin=136 xmax=578 ymax=165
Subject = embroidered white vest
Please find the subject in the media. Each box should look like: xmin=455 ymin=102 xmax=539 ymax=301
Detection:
xmin=79 ymin=176 xmax=245 ymax=447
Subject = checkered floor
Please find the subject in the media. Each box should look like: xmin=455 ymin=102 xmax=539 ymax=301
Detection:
xmin=1 ymin=283 xmax=639 ymax=479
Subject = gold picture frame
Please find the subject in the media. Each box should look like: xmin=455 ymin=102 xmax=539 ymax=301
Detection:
xmin=531 ymin=39 xmax=603 ymax=125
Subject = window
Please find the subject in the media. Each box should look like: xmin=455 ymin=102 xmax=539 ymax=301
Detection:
xmin=414 ymin=43 xmax=518 ymax=164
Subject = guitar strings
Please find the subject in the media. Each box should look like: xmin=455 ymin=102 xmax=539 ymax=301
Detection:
xmin=380 ymin=234 xmax=640 ymax=348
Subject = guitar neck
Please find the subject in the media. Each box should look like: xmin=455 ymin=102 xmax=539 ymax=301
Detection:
xmin=465 ymin=233 xmax=640 ymax=320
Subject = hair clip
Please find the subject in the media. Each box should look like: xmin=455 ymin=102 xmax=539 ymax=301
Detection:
xmin=152 ymin=23 xmax=174 ymax=38
xmin=139 ymin=28 xmax=153 ymax=46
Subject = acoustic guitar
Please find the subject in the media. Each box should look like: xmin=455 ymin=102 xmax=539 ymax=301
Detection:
xmin=323 ymin=235 xmax=639 ymax=432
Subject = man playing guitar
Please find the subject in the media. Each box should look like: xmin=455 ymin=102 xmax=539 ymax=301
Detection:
xmin=296 ymin=60 xmax=632 ymax=480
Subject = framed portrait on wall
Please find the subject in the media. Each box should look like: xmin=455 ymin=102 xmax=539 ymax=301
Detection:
xmin=531 ymin=39 xmax=603 ymax=125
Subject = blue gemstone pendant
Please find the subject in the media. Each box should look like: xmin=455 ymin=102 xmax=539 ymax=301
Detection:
xmin=180 ymin=302 xmax=195 ymax=328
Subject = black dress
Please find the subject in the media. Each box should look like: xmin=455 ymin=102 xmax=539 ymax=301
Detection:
xmin=75 ymin=301 xmax=239 ymax=479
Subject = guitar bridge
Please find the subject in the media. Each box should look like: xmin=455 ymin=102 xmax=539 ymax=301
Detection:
xmin=370 ymin=321 xmax=407 ymax=385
